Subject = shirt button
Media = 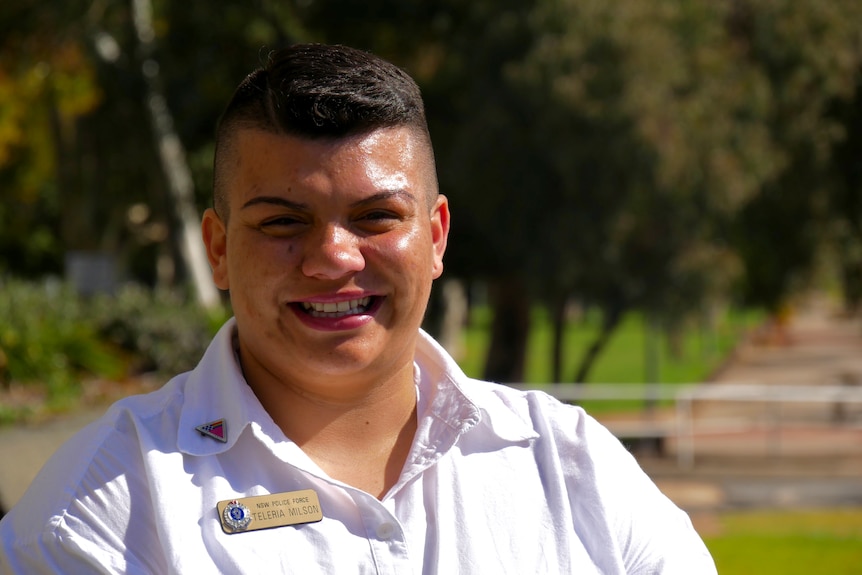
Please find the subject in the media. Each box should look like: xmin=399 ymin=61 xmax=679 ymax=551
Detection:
xmin=376 ymin=522 xmax=396 ymax=540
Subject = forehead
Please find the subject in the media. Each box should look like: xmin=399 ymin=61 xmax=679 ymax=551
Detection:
xmin=223 ymin=127 xmax=436 ymax=205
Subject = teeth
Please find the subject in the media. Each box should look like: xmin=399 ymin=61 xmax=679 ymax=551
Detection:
xmin=301 ymin=297 xmax=372 ymax=317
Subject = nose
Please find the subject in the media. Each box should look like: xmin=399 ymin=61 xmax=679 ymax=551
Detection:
xmin=301 ymin=224 xmax=365 ymax=279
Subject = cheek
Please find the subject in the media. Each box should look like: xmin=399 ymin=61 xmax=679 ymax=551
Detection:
xmin=226 ymin=237 xmax=299 ymax=292
xmin=392 ymin=231 xmax=416 ymax=254
xmin=365 ymin=229 xmax=436 ymax=292
xmin=376 ymin=229 xmax=427 ymax=270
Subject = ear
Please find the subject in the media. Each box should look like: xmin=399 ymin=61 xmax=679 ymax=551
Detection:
xmin=430 ymin=194 xmax=450 ymax=279
xmin=202 ymin=208 xmax=230 ymax=290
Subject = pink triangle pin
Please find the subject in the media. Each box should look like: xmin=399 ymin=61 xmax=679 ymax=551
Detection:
xmin=196 ymin=419 xmax=227 ymax=443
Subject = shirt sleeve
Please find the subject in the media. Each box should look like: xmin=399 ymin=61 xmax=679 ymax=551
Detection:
xmin=0 ymin=415 xmax=166 ymax=574
xmin=0 ymin=523 xmax=150 ymax=575
xmin=578 ymin=412 xmax=717 ymax=574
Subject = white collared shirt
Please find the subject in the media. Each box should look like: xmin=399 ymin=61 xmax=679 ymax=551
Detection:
xmin=0 ymin=320 xmax=716 ymax=574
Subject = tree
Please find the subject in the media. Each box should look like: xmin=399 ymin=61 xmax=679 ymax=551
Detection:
xmin=727 ymin=0 xmax=862 ymax=313
xmin=510 ymin=0 xmax=772 ymax=381
xmin=130 ymin=0 xmax=219 ymax=308
xmin=0 ymin=1 xmax=103 ymax=276
xmin=828 ymin=73 xmax=862 ymax=313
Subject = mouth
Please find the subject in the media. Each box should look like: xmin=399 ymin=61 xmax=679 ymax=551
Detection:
xmin=298 ymin=296 xmax=376 ymax=318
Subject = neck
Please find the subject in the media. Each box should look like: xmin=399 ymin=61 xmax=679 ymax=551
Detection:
xmin=246 ymin=359 xmax=419 ymax=498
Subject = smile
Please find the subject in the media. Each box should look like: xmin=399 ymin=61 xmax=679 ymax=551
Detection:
xmin=300 ymin=296 xmax=373 ymax=318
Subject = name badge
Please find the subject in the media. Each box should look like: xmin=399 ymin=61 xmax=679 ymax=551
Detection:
xmin=217 ymin=489 xmax=323 ymax=534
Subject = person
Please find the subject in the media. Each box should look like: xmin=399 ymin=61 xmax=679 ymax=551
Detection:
xmin=0 ymin=43 xmax=716 ymax=573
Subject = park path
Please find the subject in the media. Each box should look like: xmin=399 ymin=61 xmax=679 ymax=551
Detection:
xmin=2 ymin=296 xmax=862 ymax=518
xmin=712 ymin=295 xmax=862 ymax=388
xmin=636 ymin=296 xmax=862 ymax=525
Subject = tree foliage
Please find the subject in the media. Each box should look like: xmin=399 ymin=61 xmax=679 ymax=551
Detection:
xmin=726 ymin=0 xmax=862 ymax=312
xmin=0 ymin=3 xmax=103 ymax=275
xmin=2 ymin=0 xmax=862 ymax=382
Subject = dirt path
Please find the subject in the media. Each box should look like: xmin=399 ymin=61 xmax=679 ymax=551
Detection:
xmin=712 ymin=296 xmax=862 ymax=387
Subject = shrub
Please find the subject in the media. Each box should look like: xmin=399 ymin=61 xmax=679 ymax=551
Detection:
xmin=0 ymin=278 xmax=228 ymax=420
xmin=90 ymin=284 xmax=226 ymax=377
xmin=0 ymin=278 xmax=123 ymax=399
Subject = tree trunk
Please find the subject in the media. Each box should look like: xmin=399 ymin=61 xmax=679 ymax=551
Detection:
xmin=838 ymin=235 xmax=862 ymax=315
xmin=483 ymin=277 xmax=530 ymax=383
xmin=550 ymin=293 xmax=567 ymax=383
xmin=572 ymin=304 xmax=624 ymax=384
xmin=130 ymin=0 xmax=220 ymax=309
xmin=50 ymin=81 xmax=88 ymax=252
xmin=644 ymin=313 xmax=661 ymax=383
xmin=644 ymin=313 xmax=661 ymax=411
xmin=438 ymin=279 xmax=469 ymax=360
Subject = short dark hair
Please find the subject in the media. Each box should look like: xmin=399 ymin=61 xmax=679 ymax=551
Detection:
xmin=213 ymin=44 xmax=434 ymax=218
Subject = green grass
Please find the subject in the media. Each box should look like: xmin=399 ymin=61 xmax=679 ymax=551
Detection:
xmin=705 ymin=508 xmax=862 ymax=575
xmin=458 ymin=305 xmax=759 ymax=385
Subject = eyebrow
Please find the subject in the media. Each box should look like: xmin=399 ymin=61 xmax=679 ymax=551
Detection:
xmin=241 ymin=196 xmax=307 ymax=211
xmin=350 ymin=190 xmax=417 ymax=208
xmin=240 ymin=190 xmax=417 ymax=211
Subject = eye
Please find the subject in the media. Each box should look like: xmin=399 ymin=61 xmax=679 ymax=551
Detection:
xmin=257 ymin=214 xmax=308 ymax=236
xmin=262 ymin=216 xmax=303 ymax=226
xmin=353 ymin=209 xmax=405 ymax=234
xmin=359 ymin=210 xmax=400 ymax=221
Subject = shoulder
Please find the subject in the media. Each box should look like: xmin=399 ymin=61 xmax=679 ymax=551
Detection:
xmin=0 ymin=377 xmax=186 ymax=572
xmin=457 ymin=381 xmax=716 ymax=573
xmin=9 ymin=376 xmax=186 ymax=510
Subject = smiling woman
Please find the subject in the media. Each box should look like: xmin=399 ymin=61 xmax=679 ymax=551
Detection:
xmin=0 ymin=44 xmax=715 ymax=574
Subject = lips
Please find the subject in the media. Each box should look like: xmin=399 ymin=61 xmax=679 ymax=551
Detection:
xmin=299 ymin=296 xmax=374 ymax=318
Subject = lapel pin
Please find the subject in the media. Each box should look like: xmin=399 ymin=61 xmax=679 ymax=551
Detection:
xmin=196 ymin=419 xmax=227 ymax=443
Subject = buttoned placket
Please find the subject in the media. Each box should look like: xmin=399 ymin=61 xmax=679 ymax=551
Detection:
xmin=348 ymin=489 xmax=412 ymax=575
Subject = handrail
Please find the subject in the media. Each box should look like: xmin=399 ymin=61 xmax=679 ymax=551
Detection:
xmin=508 ymin=382 xmax=862 ymax=468
xmin=507 ymin=382 xmax=693 ymax=401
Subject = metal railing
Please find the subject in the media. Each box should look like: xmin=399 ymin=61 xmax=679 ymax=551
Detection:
xmin=509 ymin=382 xmax=862 ymax=468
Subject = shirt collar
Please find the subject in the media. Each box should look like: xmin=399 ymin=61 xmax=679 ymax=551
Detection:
xmin=414 ymin=329 xmax=539 ymax=445
xmin=177 ymin=321 xmax=538 ymax=458
xmin=177 ymin=318 xmax=259 ymax=456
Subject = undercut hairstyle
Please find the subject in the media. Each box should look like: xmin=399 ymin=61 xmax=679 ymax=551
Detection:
xmin=213 ymin=43 xmax=436 ymax=219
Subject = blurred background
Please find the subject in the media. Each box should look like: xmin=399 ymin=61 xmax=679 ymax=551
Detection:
xmin=1 ymin=1 xmax=861 ymax=571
